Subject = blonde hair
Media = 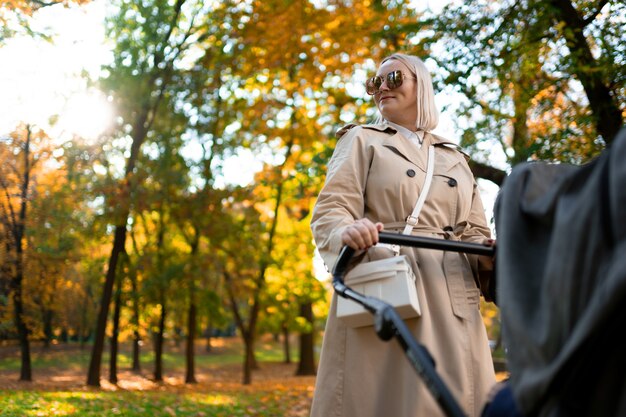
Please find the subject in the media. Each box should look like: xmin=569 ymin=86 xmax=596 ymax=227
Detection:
xmin=374 ymin=53 xmax=439 ymax=131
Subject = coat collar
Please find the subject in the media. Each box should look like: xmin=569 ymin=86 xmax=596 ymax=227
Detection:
xmin=362 ymin=124 xmax=462 ymax=173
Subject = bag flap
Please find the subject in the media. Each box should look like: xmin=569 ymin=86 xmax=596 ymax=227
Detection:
xmin=345 ymin=255 xmax=412 ymax=284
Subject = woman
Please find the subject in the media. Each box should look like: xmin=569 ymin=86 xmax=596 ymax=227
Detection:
xmin=310 ymin=53 xmax=496 ymax=417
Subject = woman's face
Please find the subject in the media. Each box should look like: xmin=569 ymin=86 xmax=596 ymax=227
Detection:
xmin=373 ymin=59 xmax=417 ymax=130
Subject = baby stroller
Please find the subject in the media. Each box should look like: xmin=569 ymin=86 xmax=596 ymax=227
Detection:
xmin=489 ymin=127 xmax=626 ymax=417
xmin=332 ymin=128 xmax=626 ymax=417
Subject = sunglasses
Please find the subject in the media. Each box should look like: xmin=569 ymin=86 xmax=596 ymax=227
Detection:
xmin=365 ymin=70 xmax=415 ymax=95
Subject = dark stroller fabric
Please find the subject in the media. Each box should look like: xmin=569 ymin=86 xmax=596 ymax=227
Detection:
xmin=481 ymin=384 xmax=523 ymax=417
xmin=493 ymin=128 xmax=626 ymax=417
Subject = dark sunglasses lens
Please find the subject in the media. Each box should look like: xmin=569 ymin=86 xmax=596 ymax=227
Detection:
xmin=387 ymin=70 xmax=403 ymax=89
xmin=366 ymin=76 xmax=383 ymax=95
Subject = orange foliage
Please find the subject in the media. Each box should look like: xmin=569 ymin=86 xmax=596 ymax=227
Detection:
xmin=1 ymin=0 xmax=90 ymax=16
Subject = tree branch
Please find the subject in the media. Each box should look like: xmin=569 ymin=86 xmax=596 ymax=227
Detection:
xmin=583 ymin=0 xmax=609 ymax=26
xmin=468 ymin=160 xmax=507 ymax=187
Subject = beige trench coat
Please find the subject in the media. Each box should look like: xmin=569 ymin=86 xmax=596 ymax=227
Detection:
xmin=310 ymin=124 xmax=496 ymax=417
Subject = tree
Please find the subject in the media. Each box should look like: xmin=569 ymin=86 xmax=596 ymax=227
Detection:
xmin=1 ymin=119 xmax=104 ymax=377
xmin=419 ymin=0 xmax=625 ymax=184
xmin=26 ymin=179 xmax=80 ymax=348
xmin=208 ymin=0 xmax=427 ymax=385
xmin=0 ymin=125 xmax=40 ymax=380
xmin=546 ymin=0 xmax=623 ymax=143
xmin=0 ymin=0 xmax=90 ymax=43
xmin=55 ymin=139 xmax=108 ymax=347
xmin=137 ymin=127 xmax=193 ymax=382
xmin=0 ymin=124 xmax=62 ymax=380
xmin=169 ymin=3 xmax=246 ymax=380
xmin=261 ymin=204 xmax=325 ymax=375
xmin=87 ymin=0 xmax=201 ymax=387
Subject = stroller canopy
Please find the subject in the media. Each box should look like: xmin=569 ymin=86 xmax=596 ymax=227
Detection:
xmin=494 ymin=128 xmax=626 ymax=416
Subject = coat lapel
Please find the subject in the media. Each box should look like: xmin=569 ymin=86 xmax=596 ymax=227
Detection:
xmin=363 ymin=124 xmax=427 ymax=172
xmin=362 ymin=124 xmax=464 ymax=174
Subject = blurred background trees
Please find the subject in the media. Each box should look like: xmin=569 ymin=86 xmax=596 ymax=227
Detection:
xmin=0 ymin=0 xmax=623 ymax=386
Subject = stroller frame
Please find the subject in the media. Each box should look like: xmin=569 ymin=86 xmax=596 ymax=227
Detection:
xmin=332 ymin=231 xmax=495 ymax=417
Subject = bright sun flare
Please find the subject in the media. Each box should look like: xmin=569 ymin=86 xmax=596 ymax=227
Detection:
xmin=0 ymin=1 xmax=112 ymax=141
xmin=59 ymin=92 xmax=114 ymax=141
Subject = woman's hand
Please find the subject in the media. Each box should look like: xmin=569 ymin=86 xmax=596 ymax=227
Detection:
xmin=480 ymin=238 xmax=496 ymax=266
xmin=478 ymin=238 xmax=497 ymax=303
xmin=341 ymin=219 xmax=384 ymax=251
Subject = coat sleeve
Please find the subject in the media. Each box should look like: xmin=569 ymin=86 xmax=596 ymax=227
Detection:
xmin=462 ymin=171 xmax=496 ymax=302
xmin=463 ymin=176 xmax=492 ymax=244
xmin=311 ymin=127 xmax=372 ymax=270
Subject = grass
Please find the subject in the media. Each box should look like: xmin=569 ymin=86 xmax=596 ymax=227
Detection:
xmin=0 ymin=388 xmax=311 ymax=416
xmin=0 ymin=336 xmax=506 ymax=416
xmin=0 ymin=337 xmax=315 ymax=417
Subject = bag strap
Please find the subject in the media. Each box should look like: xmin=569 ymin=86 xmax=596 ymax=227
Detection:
xmin=403 ymin=144 xmax=435 ymax=235
xmin=382 ymin=144 xmax=436 ymax=256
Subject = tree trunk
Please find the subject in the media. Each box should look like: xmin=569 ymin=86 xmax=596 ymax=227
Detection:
xmin=79 ymin=285 xmax=90 ymax=350
xmin=0 ymin=243 xmax=11 ymax=301
xmin=109 ymin=277 xmax=123 ymax=384
xmin=154 ymin=300 xmax=166 ymax=382
xmin=242 ymin=332 xmax=256 ymax=385
xmin=185 ymin=301 xmax=197 ymax=384
xmin=184 ymin=230 xmax=199 ymax=384
xmin=13 ymin=125 xmax=32 ymax=381
xmin=41 ymin=307 xmax=53 ymax=349
xmin=282 ymin=323 xmax=291 ymax=364
xmin=296 ymin=301 xmax=316 ymax=376
xmin=130 ymin=268 xmax=141 ymax=373
xmin=87 ymin=225 xmax=127 ymax=386
xmin=13 ymin=278 xmax=32 ymax=381
xmin=132 ymin=332 xmax=141 ymax=373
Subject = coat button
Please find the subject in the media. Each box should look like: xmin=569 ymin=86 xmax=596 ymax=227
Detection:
xmin=447 ymin=178 xmax=457 ymax=187
xmin=406 ymin=169 xmax=416 ymax=177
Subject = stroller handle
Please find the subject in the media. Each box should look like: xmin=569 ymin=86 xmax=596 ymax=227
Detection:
xmin=333 ymin=231 xmax=495 ymax=282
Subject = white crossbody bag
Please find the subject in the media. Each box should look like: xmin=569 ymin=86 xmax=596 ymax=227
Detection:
xmin=337 ymin=145 xmax=436 ymax=327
